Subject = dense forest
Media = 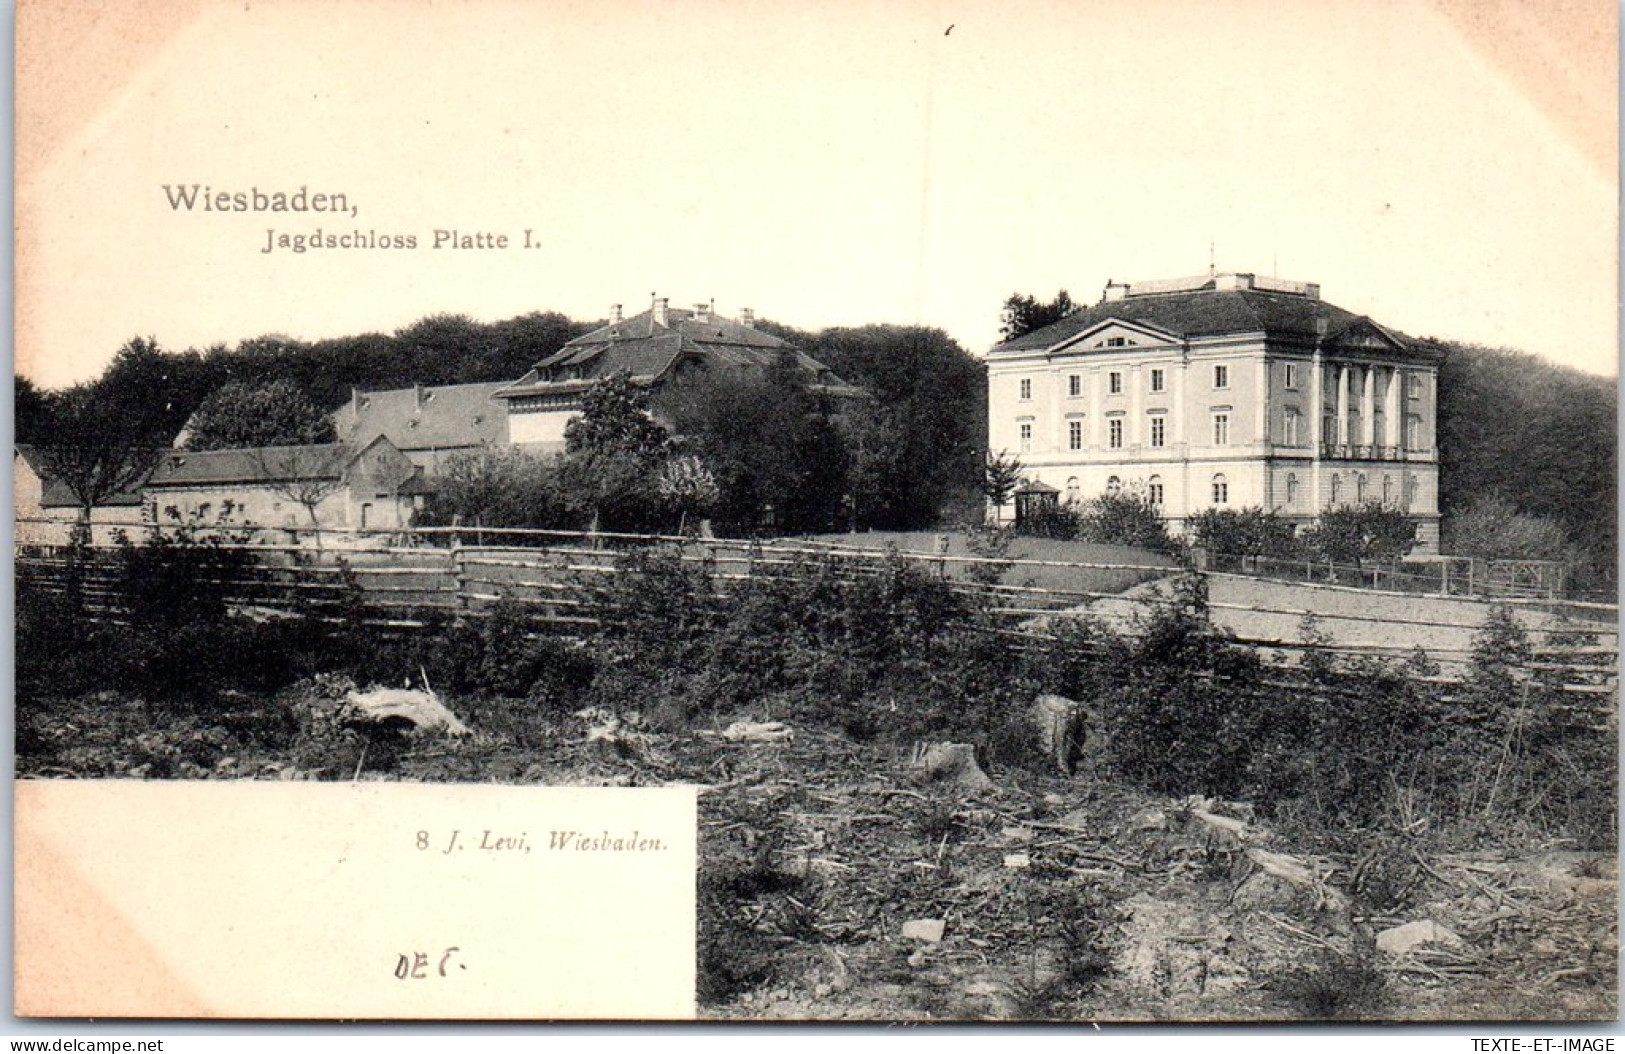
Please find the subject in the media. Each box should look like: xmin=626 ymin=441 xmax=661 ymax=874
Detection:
xmin=14 ymin=309 xmax=1617 ymax=579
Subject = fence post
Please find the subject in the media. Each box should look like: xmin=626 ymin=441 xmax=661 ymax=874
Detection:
xmin=452 ymin=546 xmax=469 ymax=611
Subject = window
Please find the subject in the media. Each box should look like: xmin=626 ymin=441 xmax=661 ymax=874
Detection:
xmin=1108 ymin=418 xmax=1124 ymax=449
xmin=1065 ymin=477 xmax=1080 ymax=504
xmin=1019 ymin=378 xmax=1032 ymax=401
xmin=1068 ymin=374 xmax=1081 ymax=398
xmin=1150 ymin=368 xmax=1165 ymax=392
xmin=1382 ymin=475 xmax=1393 ymax=504
xmin=1406 ymin=414 xmax=1423 ymax=450
xmin=1405 ymin=476 xmax=1419 ymax=509
xmin=1104 ymin=336 xmax=1131 ymax=348
xmin=1019 ymin=422 xmax=1032 ymax=452
xmin=1148 ymin=476 xmax=1164 ymax=506
xmin=1212 ymin=413 xmax=1229 ymax=445
xmin=1108 ymin=371 xmax=1123 ymax=395
xmin=1283 ymin=363 xmax=1297 ymax=390
xmin=1212 ymin=474 xmax=1229 ymax=505
xmin=1407 ymin=372 xmax=1422 ymax=398
xmin=1330 ymin=474 xmax=1341 ymax=504
xmin=1106 ymin=476 xmax=1122 ymax=495
xmin=1149 ymin=414 xmax=1166 ymax=448
xmin=1068 ymin=419 xmax=1083 ymax=450
xmin=1285 ymin=473 xmax=1299 ymax=505
xmin=1355 ymin=473 xmax=1367 ymax=503
xmin=1213 ymin=364 xmax=1229 ymax=389
xmin=1283 ymin=409 xmax=1300 ymax=446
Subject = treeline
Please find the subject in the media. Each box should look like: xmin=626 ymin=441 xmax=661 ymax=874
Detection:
xmin=1433 ymin=341 xmax=1616 ymax=586
xmin=18 ymin=311 xmax=990 ymax=535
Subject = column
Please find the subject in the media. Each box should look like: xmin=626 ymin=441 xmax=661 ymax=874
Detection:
xmin=1335 ymin=365 xmax=1350 ymax=446
xmin=1360 ymin=366 xmax=1376 ymax=448
xmin=1309 ymin=348 xmax=1324 ymax=513
xmin=1383 ymin=366 xmax=1400 ymax=450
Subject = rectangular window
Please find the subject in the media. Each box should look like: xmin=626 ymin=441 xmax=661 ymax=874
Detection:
xmin=1068 ymin=374 xmax=1081 ymax=398
xmin=1150 ymin=368 xmax=1165 ymax=392
xmin=1068 ymin=419 xmax=1083 ymax=450
xmin=1149 ymin=415 xmax=1165 ymax=448
xmin=1148 ymin=481 xmax=1164 ymax=506
xmin=1108 ymin=419 xmax=1124 ymax=449
xmin=1019 ymin=422 xmax=1032 ymax=451
xmin=1213 ymin=413 xmax=1229 ymax=445
xmin=1019 ymin=378 xmax=1032 ymax=401
xmin=1283 ymin=363 xmax=1297 ymax=390
xmin=1213 ymin=364 xmax=1229 ymax=389
xmin=1108 ymin=371 xmax=1123 ymax=395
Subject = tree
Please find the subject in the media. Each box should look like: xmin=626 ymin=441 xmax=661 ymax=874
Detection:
xmin=1187 ymin=507 xmax=1300 ymax=558
xmin=1075 ymin=490 xmax=1175 ymax=552
xmin=658 ymin=353 xmax=850 ymax=535
xmin=1302 ymin=503 xmax=1418 ymax=568
xmin=1444 ymin=494 xmax=1573 ymax=562
xmin=981 ymin=450 xmax=1024 ymax=521
xmin=184 ymin=379 xmax=336 ymax=450
xmin=999 ymin=290 xmax=1077 ymax=341
xmin=560 ymin=373 xmax=673 ymax=534
xmin=30 ymin=338 xmax=196 ymax=536
xmin=246 ymin=444 xmax=354 ymax=549
xmin=658 ymin=455 xmax=721 ymax=536
xmin=14 ymin=376 xmax=52 ymax=445
xmin=417 ymin=448 xmax=572 ymax=531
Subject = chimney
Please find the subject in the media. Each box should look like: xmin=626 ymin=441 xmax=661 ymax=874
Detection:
xmin=694 ymin=302 xmax=711 ymax=323
xmin=740 ymin=307 xmax=756 ymax=328
xmin=1213 ymin=272 xmax=1255 ymax=292
xmin=609 ymin=303 xmax=622 ymax=323
xmin=1103 ymin=280 xmax=1130 ymax=302
xmin=652 ymin=295 xmax=669 ymax=328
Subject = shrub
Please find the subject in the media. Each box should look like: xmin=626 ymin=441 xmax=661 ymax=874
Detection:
xmin=1188 ymin=507 xmax=1300 ymax=558
xmin=1075 ymin=491 xmax=1175 ymax=552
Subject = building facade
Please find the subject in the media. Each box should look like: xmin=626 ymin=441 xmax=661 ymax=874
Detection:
xmin=495 ymin=296 xmax=862 ymax=449
xmin=986 ymin=273 xmax=1441 ymax=550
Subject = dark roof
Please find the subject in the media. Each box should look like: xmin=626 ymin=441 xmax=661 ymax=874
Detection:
xmin=334 ymin=381 xmax=509 ymax=451
xmin=496 ymin=303 xmax=859 ymax=400
xmin=16 ymin=444 xmax=150 ymax=508
xmin=992 ymin=278 xmax=1430 ymax=359
xmin=145 ymin=444 xmax=352 ymax=487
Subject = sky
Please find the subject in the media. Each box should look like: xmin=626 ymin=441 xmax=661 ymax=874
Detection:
xmin=15 ymin=0 xmax=1619 ymax=389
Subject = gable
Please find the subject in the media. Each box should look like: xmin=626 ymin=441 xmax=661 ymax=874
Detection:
xmin=1050 ymin=318 xmax=1180 ymax=356
xmin=1330 ymin=318 xmax=1409 ymax=354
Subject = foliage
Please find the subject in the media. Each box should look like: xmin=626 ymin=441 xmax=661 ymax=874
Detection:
xmin=1016 ymin=501 xmax=1079 ymax=540
xmin=658 ymin=354 xmax=850 ymax=535
xmin=793 ymin=325 xmax=986 ymax=530
xmin=561 ymin=373 xmax=674 ymax=533
xmin=1444 ymin=494 xmax=1573 ymax=562
xmin=417 ymin=447 xmax=574 ymax=530
xmin=1074 ymin=491 xmax=1176 ymax=552
xmin=999 ymin=290 xmax=1077 ymax=341
xmin=1188 ymin=507 xmax=1300 ymax=558
xmin=1301 ymin=503 xmax=1417 ymax=567
xmin=184 ymin=378 xmax=336 ymax=450
xmin=658 ymin=455 xmax=721 ymax=534
xmin=1434 ymin=340 xmax=1615 ymax=579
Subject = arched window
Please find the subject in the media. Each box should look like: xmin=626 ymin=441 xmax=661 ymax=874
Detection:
xmin=1106 ymin=475 xmax=1122 ymax=496
xmin=1285 ymin=473 xmax=1298 ymax=506
xmin=1330 ymin=474 xmax=1341 ymax=505
xmin=1211 ymin=474 xmax=1229 ymax=505
xmin=1065 ymin=477 xmax=1080 ymax=505
xmin=1355 ymin=473 xmax=1367 ymax=503
xmin=1381 ymin=475 xmax=1393 ymax=504
xmin=1148 ymin=475 xmax=1164 ymax=507
xmin=1405 ymin=476 xmax=1419 ymax=509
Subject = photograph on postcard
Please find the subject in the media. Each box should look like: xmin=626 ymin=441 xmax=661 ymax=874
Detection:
xmin=13 ymin=0 xmax=1618 ymax=1023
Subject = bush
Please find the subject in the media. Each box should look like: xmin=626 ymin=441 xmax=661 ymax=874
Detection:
xmin=1075 ymin=491 xmax=1175 ymax=552
xmin=1188 ymin=507 xmax=1300 ymax=558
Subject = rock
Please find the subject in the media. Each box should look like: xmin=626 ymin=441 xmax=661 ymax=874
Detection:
xmin=344 ymin=687 xmax=471 ymax=736
xmin=1003 ymin=853 xmax=1031 ymax=869
xmin=1376 ymin=919 xmax=1464 ymax=957
xmin=907 ymin=743 xmax=993 ymax=792
xmin=721 ymin=720 xmax=794 ymax=743
xmin=901 ymin=918 xmax=947 ymax=943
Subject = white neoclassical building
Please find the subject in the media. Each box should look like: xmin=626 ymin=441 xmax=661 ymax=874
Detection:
xmin=986 ymin=272 xmax=1441 ymax=550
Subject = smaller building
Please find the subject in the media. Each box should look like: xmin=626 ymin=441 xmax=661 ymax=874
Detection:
xmin=142 ymin=437 xmax=423 ymax=537
xmin=14 ymin=445 xmax=148 ymax=548
xmin=495 ymin=296 xmax=861 ymax=449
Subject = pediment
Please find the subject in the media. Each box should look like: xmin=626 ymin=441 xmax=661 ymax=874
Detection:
xmin=1332 ymin=318 xmax=1408 ymax=353
xmin=1052 ymin=318 xmax=1179 ymax=355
